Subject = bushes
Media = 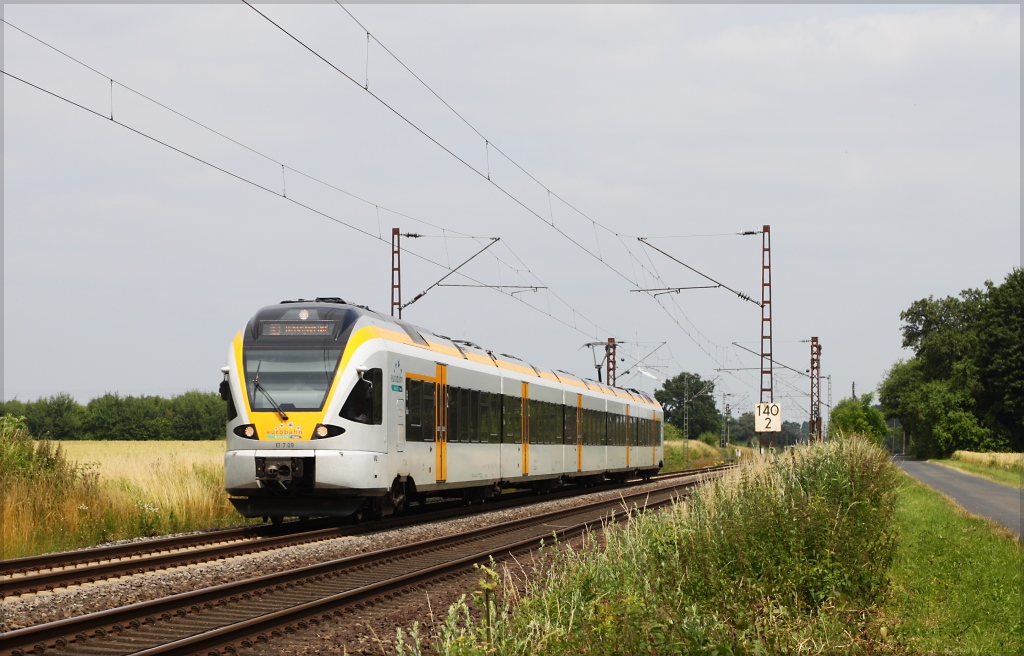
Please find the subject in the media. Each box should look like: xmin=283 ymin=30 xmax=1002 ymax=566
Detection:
xmin=409 ymin=437 xmax=899 ymax=655
xmin=0 ymin=390 xmax=226 ymax=440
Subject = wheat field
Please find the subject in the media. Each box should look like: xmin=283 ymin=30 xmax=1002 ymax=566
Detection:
xmin=3 ymin=440 xmax=246 ymax=559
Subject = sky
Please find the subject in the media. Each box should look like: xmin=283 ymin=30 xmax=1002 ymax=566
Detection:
xmin=3 ymin=3 xmax=1020 ymax=428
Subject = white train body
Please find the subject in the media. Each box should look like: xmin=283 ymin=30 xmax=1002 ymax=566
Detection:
xmin=222 ymin=299 xmax=664 ymax=519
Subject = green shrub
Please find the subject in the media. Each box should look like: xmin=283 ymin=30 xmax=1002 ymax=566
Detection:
xmin=0 ymin=414 xmax=81 ymax=486
xmin=405 ymin=437 xmax=900 ymax=655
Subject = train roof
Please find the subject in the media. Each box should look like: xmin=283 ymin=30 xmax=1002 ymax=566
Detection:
xmin=262 ymin=298 xmax=660 ymax=406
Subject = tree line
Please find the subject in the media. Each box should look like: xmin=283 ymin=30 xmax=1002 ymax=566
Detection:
xmin=879 ymin=268 xmax=1022 ymax=457
xmin=654 ymin=372 xmax=810 ymax=447
xmin=0 ymin=391 xmax=227 ymax=441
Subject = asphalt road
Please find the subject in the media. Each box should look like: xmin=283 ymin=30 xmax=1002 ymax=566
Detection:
xmin=894 ymin=456 xmax=1022 ymax=538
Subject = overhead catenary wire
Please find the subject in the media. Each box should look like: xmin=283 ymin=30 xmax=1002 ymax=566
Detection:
xmin=0 ymin=68 xmax=620 ymax=350
xmin=246 ymin=3 xmax=753 ymax=376
xmin=6 ymin=13 xmax=757 ymax=396
xmin=3 ymin=60 xmax=666 ymax=377
xmin=0 ymin=18 xmax=630 ymax=345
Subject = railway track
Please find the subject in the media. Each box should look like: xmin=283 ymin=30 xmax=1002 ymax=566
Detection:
xmin=0 ymin=467 xmax=726 ymax=656
xmin=0 ymin=466 xmax=729 ymax=599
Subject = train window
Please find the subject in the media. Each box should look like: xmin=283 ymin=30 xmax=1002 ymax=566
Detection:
xmin=406 ymin=379 xmax=422 ymax=442
xmin=503 ymin=395 xmax=521 ymax=444
xmin=479 ymin=392 xmax=490 ymax=443
xmin=489 ymin=393 xmax=502 ymax=443
xmin=470 ymin=390 xmax=481 ymax=443
xmin=449 ymin=387 xmax=462 ymax=443
xmin=340 ymin=368 xmax=383 ymax=425
xmin=423 ymin=382 xmax=436 ymax=441
xmin=532 ymin=399 xmax=540 ymax=446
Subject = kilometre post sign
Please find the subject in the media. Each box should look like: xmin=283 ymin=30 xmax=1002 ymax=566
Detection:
xmin=755 ymin=403 xmax=782 ymax=432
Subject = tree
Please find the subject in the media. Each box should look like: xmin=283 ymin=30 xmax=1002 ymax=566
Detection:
xmin=729 ymin=411 xmax=756 ymax=446
xmin=974 ymin=268 xmax=1024 ymax=449
xmin=170 ymin=391 xmax=226 ymax=440
xmin=25 ymin=393 xmax=84 ymax=440
xmin=828 ymin=393 xmax=889 ymax=443
xmin=879 ymin=269 xmax=1022 ymax=455
xmin=654 ymin=372 xmax=721 ymax=438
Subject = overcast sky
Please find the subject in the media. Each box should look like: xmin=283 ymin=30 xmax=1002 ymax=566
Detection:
xmin=3 ymin=3 xmax=1020 ymax=426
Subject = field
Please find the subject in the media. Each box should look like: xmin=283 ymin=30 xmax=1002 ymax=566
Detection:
xmin=1 ymin=428 xmax=249 ymax=559
xmin=930 ymin=451 xmax=1024 ymax=488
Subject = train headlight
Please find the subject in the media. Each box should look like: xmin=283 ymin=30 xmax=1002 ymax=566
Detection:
xmin=233 ymin=424 xmax=258 ymax=439
xmin=312 ymin=423 xmax=345 ymax=439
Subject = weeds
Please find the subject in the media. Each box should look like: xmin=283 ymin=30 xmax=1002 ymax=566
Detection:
xmin=399 ymin=437 xmax=900 ymax=655
xmin=1 ymin=416 xmax=249 ymax=558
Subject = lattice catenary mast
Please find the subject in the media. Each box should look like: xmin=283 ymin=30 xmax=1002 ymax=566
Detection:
xmin=810 ymin=336 xmax=822 ymax=442
xmin=758 ymin=225 xmax=774 ymax=448
xmin=391 ymin=228 xmax=402 ymax=319
xmin=605 ymin=338 xmax=617 ymax=387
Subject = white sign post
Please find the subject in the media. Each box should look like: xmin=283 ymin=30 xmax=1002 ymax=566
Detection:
xmin=755 ymin=403 xmax=782 ymax=432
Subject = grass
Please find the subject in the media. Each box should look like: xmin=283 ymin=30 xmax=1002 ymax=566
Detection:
xmin=662 ymin=439 xmax=754 ymax=472
xmin=401 ymin=437 xmax=900 ymax=655
xmin=877 ymin=473 xmax=1023 ymax=654
xmin=1 ymin=417 xmax=248 ymax=559
xmin=929 ymin=451 xmax=1024 ymax=489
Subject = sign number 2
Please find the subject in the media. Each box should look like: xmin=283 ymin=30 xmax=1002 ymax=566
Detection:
xmin=755 ymin=403 xmax=782 ymax=432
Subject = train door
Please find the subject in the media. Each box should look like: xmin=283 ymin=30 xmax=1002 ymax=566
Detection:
xmin=576 ymin=394 xmax=583 ymax=472
xmin=521 ymin=381 xmax=530 ymax=476
xmin=435 ymin=363 xmax=448 ymax=483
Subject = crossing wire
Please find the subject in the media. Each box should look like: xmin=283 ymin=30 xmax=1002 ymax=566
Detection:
xmin=5 ymin=13 xmax=757 ymax=390
xmin=0 ymin=63 xmax=655 ymax=376
xmin=0 ymin=18 xmax=636 ymax=350
xmin=246 ymin=2 xmax=758 ymax=380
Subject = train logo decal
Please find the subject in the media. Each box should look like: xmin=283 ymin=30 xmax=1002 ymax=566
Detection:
xmin=267 ymin=423 xmax=302 ymax=439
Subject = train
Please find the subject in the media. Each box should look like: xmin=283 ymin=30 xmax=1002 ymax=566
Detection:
xmin=221 ymin=298 xmax=665 ymax=521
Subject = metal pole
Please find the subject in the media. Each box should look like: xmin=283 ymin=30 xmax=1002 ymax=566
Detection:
xmin=758 ymin=224 xmax=774 ymax=448
xmin=606 ymin=338 xmax=617 ymax=387
xmin=390 ymin=228 xmax=402 ymax=319
xmin=809 ymin=337 xmax=821 ymax=442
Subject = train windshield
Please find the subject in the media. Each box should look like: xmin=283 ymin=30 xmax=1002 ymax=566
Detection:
xmin=244 ymin=348 xmax=343 ymax=412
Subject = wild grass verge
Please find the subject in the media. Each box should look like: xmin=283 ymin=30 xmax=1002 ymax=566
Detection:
xmin=662 ymin=439 xmax=754 ymax=472
xmin=399 ymin=437 xmax=898 ymax=655
xmin=1 ymin=417 xmax=247 ymax=559
xmin=928 ymin=451 xmax=1024 ymax=488
xmin=877 ymin=473 xmax=1022 ymax=654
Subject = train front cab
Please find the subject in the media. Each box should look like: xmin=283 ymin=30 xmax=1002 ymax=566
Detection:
xmin=224 ymin=304 xmax=397 ymax=520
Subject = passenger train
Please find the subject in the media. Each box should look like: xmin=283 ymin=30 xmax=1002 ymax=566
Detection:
xmin=221 ymin=298 xmax=664 ymax=520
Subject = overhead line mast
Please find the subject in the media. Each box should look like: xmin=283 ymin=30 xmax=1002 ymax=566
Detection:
xmin=810 ymin=336 xmax=822 ymax=442
xmin=760 ymin=225 xmax=773 ymax=406
xmin=391 ymin=228 xmax=402 ymax=318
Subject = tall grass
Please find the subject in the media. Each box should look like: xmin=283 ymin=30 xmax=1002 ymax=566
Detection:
xmin=1 ymin=417 xmax=247 ymax=559
xmin=662 ymin=439 xmax=754 ymax=472
xmin=405 ymin=437 xmax=899 ymax=655
xmin=951 ymin=450 xmax=1024 ymax=473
